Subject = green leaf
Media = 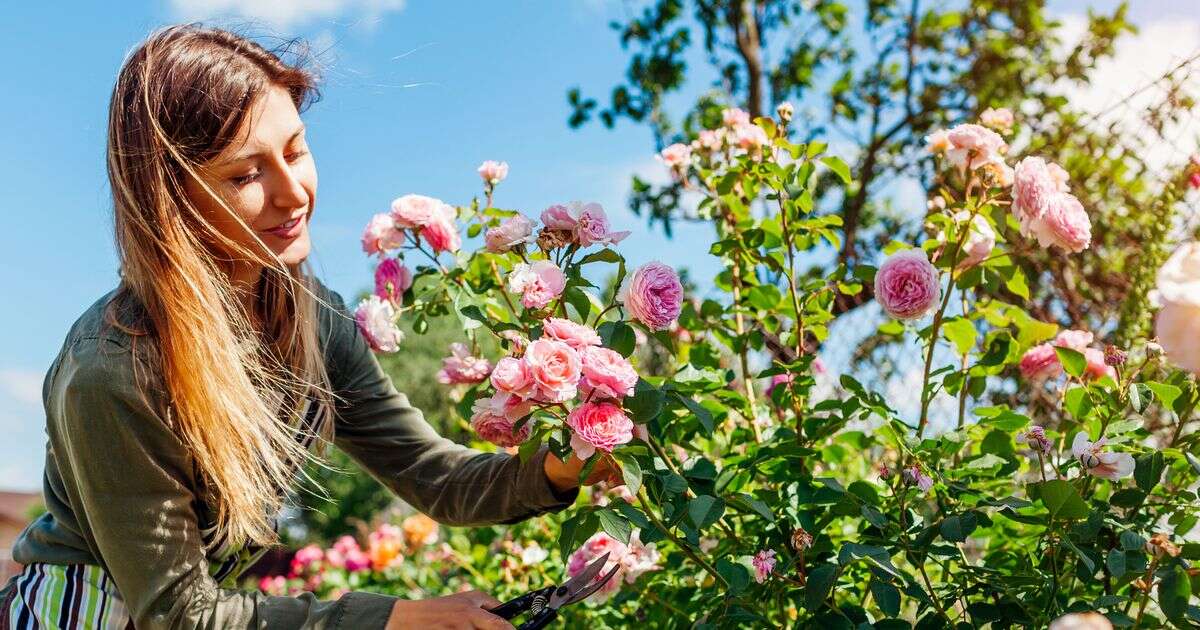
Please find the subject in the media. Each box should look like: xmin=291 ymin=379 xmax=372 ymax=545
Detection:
xmin=611 ymin=450 xmax=643 ymax=496
xmin=624 ymin=379 xmax=666 ymax=424
xmin=870 ymin=579 xmax=901 ymax=617
xmin=715 ymin=558 xmax=751 ymax=596
xmin=1158 ymin=566 xmax=1192 ymax=620
xmin=1119 ymin=530 xmax=1146 ymax=551
xmin=687 ymin=495 xmax=726 ymax=530
xmin=675 ymin=392 xmax=715 ymax=433
xmin=1054 ymin=347 xmax=1087 ymax=378
xmin=597 ymin=508 xmax=632 ymax=545
xmin=1129 ymin=383 xmax=1149 ymax=414
xmin=1146 ymin=381 xmax=1183 ymax=411
xmin=563 ymin=286 xmax=592 ymax=320
xmin=598 ymin=321 xmax=637 ymax=357
xmin=1062 ymin=537 xmax=1095 ymax=575
xmin=805 ymin=564 xmax=839 ymax=610
xmin=1005 ymin=268 xmax=1030 ymax=299
xmin=578 ymin=249 xmax=622 ymax=265
xmin=820 ymin=156 xmax=852 ymax=184
xmin=942 ymin=317 xmax=977 ymax=356
xmin=1134 ymin=452 xmax=1165 ymax=493
xmin=1106 ymin=549 xmax=1126 ymax=578
xmin=939 ymin=513 xmax=978 ymax=543
xmin=1064 ymin=387 xmax=1092 ymax=420
xmin=1035 ymin=480 xmax=1090 ymax=520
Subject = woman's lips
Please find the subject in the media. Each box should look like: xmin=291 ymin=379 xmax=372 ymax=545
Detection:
xmin=263 ymin=214 xmax=304 ymax=239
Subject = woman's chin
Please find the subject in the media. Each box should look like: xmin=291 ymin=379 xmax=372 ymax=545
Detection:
xmin=274 ymin=238 xmax=311 ymax=266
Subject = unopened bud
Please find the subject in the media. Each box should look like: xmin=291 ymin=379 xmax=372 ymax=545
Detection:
xmin=1146 ymin=341 xmax=1165 ymax=358
xmin=776 ymin=101 xmax=794 ymax=123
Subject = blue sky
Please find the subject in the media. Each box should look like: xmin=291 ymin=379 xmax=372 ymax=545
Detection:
xmin=0 ymin=0 xmax=1196 ymax=490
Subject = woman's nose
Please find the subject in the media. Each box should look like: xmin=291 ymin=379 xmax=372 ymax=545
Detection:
xmin=271 ymin=164 xmax=310 ymax=210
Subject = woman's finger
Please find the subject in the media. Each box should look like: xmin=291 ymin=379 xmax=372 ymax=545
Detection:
xmin=470 ymin=610 xmax=515 ymax=630
xmin=461 ymin=589 xmax=503 ymax=610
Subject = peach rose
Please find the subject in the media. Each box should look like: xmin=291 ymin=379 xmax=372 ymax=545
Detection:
xmin=579 ymin=346 xmax=638 ymax=400
xmin=523 ymin=338 xmax=582 ymax=403
xmin=542 ymin=317 xmax=602 ymax=350
xmin=490 ymin=356 xmax=535 ymax=397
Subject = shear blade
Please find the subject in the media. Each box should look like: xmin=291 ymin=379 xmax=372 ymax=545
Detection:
xmin=562 ymin=563 xmax=621 ymax=606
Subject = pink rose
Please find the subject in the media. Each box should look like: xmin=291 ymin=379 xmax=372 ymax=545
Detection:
xmin=1019 ymin=343 xmax=1062 ymax=381
xmin=1072 ymin=432 xmax=1134 ymax=481
xmin=694 ymin=129 xmax=724 ymax=153
xmin=390 ymin=194 xmax=443 ymax=229
xmin=979 ymin=107 xmax=1014 ymax=132
xmin=1083 ymin=348 xmax=1115 ymax=380
xmin=540 ymin=204 xmax=577 ymax=231
xmin=731 ymin=123 xmax=769 ymax=151
xmin=355 ymin=295 xmax=404 ymax=352
xmin=437 ymin=342 xmax=492 ymax=385
xmin=1155 ymin=301 xmax=1200 ymax=374
xmin=420 ymin=203 xmax=461 ymax=253
xmin=331 ymin=536 xmax=371 ymax=573
xmin=902 ymin=465 xmax=935 ymax=492
xmin=470 ymin=392 xmax=533 ymax=447
xmin=579 ymin=346 xmax=638 ymax=400
xmin=507 ymin=260 xmax=567 ymax=310
xmin=722 ymin=107 xmax=750 ymax=127
xmin=485 ymin=214 xmax=535 ymax=253
xmin=490 ymin=356 xmax=535 ymax=397
xmin=523 ymin=338 xmax=582 ymax=403
xmin=1027 ymin=192 xmax=1090 ymax=253
xmin=952 ymin=211 xmax=995 ymax=269
xmin=259 ymin=575 xmax=288 ymax=595
xmin=1022 ymin=340 xmax=1060 ymax=381
xmin=567 ymin=531 xmax=660 ymax=603
xmin=477 ymin=160 xmax=509 ymax=185
xmin=542 ymin=317 xmax=602 ymax=350
xmin=565 ymin=401 xmax=634 ymax=459
xmin=374 ymin=258 xmax=412 ymax=304
xmin=618 ymin=262 xmax=684 ymax=331
xmin=572 ymin=201 xmax=631 ymax=247
xmin=1013 ymin=157 xmax=1071 ymax=231
xmin=1152 ymin=242 xmax=1200 ymax=306
xmin=945 ymin=123 xmax=1006 ymax=169
xmin=873 ymin=249 xmax=940 ymax=320
xmin=1054 ymin=329 xmax=1094 ymax=352
xmin=657 ymin=143 xmax=692 ymax=170
xmin=752 ymin=549 xmax=777 ymax=584
xmin=361 ymin=213 xmax=404 ymax=256
xmin=289 ymin=544 xmax=324 ymax=577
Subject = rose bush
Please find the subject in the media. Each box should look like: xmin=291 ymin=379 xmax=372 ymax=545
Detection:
xmin=259 ymin=110 xmax=1200 ymax=628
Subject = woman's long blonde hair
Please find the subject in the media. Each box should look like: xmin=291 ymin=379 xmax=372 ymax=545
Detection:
xmin=104 ymin=23 xmax=338 ymax=549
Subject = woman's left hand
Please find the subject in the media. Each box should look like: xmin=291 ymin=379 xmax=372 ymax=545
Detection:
xmin=543 ymin=450 xmax=623 ymax=493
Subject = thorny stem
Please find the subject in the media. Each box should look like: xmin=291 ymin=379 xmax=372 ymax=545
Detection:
xmin=636 ymin=487 xmax=729 ymax=589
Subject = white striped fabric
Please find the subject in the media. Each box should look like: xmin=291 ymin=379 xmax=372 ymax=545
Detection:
xmin=4 ymin=563 xmax=130 ymax=630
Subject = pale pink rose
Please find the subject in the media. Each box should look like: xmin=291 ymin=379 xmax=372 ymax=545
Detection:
xmin=1013 ymin=157 xmax=1068 ymax=229
xmin=420 ymin=203 xmax=461 ymax=253
xmin=694 ymin=129 xmax=724 ymax=153
xmin=477 ymin=160 xmax=509 ymax=185
xmin=873 ymin=249 xmax=941 ymax=320
xmin=490 ymin=356 xmax=535 ymax=397
xmin=485 ymin=214 xmax=535 ymax=253
xmin=355 ymin=295 xmax=404 ymax=352
xmin=390 ymin=194 xmax=442 ymax=229
xmin=657 ymin=143 xmax=692 ymax=170
xmin=925 ymin=129 xmax=951 ymax=154
xmin=731 ymin=122 xmax=769 ymax=151
xmin=374 ymin=258 xmax=412 ymax=304
xmin=902 ymin=465 xmax=935 ymax=492
xmin=437 ymin=342 xmax=492 ymax=385
xmin=952 ymin=211 xmax=995 ymax=269
xmin=1028 ymin=193 xmax=1090 ymax=253
xmin=945 ymin=123 xmax=1006 ymax=169
xmin=523 ymin=338 xmax=582 ymax=403
xmin=1017 ymin=425 xmax=1053 ymax=454
xmin=979 ymin=107 xmax=1014 ymax=132
xmin=566 ymin=531 xmax=660 ymax=603
xmin=540 ymin=204 xmax=577 ymax=231
xmin=1155 ymin=301 xmax=1200 ymax=373
xmin=752 ymin=549 xmax=777 ymax=584
xmin=572 ymin=201 xmax=631 ymax=247
xmin=542 ymin=317 xmax=602 ymax=350
xmin=1083 ymin=348 xmax=1116 ymax=380
xmin=362 ymin=213 xmax=404 ymax=256
xmin=507 ymin=260 xmax=567 ymax=310
xmin=1053 ymin=329 xmax=1094 ymax=352
xmin=1072 ymin=432 xmax=1134 ymax=481
xmin=565 ymin=401 xmax=634 ymax=459
xmin=1019 ymin=343 xmax=1062 ymax=381
xmin=618 ymin=262 xmax=684 ymax=331
xmin=470 ymin=392 xmax=533 ymax=447
xmin=1152 ymin=242 xmax=1200 ymax=307
xmin=722 ymin=107 xmax=750 ymax=127
xmin=579 ymin=346 xmax=638 ymax=400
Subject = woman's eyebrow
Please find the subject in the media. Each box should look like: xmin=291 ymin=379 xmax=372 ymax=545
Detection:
xmin=218 ymin=125 xmax=307 ymax=166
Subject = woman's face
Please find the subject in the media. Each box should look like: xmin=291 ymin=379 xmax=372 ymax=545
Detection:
xmin=184 ymin=84 xmax=317 ymax=288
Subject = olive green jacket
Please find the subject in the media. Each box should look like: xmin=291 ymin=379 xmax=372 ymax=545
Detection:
xmin=2 ymin=280 xmax=577 ymax=629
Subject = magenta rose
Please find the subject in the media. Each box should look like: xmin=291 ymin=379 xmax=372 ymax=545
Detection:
xmin=1028 ymin=193 xmax=1091 ymax=253
xmin=420 ymin=203 xmax=461 ymax=253
xmin=470 ymin=392 xmax=533 ymax=448
xmin=507 ymin=260 xmax=566 ymax=310
xmin=490 ymin=356 xmax=535 ymax=397
xmin=1019 ymin=343 xmax=1062 ymax=381
xmin=542 ymin=317 xmax=602 ymax=350
xmin=361 ymin=213 xmax=404 ymax=256
xmin=873 ymin=249 xmax=941 ymax=320
xmin=566 ymin=401 xmax=634 ymax=459
xmin=436 ymin=342 xmax=492 ymax=385
xmin=374 ymin=258 xmax=412 ymax=304
xmin=485 ymin=214 xmax=535 ymax=253
xmin=523 ymin=338 xmax=582 ymax=403
xmin=618 ymin=262 xmax=684 ymax=331
xmin=389 ymin=194 xmax=442 ymax=229
xmin=579 ymin=346 xmax=638 ymax=400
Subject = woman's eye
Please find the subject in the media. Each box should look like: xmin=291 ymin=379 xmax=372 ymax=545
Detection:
xmin=286 ymin=149 xmax=309 ymax=163
xmin=231 ymin=171 xmax=260 ymax=186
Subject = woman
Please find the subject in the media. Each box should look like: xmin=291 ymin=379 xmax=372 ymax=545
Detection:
xmin=1 ymin=23 xmax=613 ymax=630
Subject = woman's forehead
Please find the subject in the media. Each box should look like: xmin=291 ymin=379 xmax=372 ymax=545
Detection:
xmin=215 ymin=87 xmax=304 ymax=166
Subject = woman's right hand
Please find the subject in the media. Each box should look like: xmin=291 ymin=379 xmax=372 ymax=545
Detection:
xmin=386 ymin=590 xmax=515 ymax=629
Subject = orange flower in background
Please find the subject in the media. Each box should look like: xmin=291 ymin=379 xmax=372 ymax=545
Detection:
xmin=367 ymin=524 xmax=404 ymax=571
xmin=403 ymin=514 xmax=439 ymax=549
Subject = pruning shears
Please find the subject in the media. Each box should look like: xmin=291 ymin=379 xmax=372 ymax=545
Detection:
xmin=488 ymin=551 xmax=620 ymax=629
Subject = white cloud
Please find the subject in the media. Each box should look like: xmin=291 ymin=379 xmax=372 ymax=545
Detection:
xmin=169 ymin=0 xmax=406 ymax=30
xmin=0 ymin=368 xmax=42 ymax=407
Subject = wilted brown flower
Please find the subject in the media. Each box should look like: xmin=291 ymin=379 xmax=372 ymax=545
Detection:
xmin=791 ymin=527 xmax=814 ymax=552
xmin=1145 ymin=533 xmax=1181 ymax=559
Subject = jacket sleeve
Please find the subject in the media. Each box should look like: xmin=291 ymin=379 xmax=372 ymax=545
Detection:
xmin=49 ymin=335 xmax=396 ymax=630
xmin=322 ymin=287 xmax=579 ymax=526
